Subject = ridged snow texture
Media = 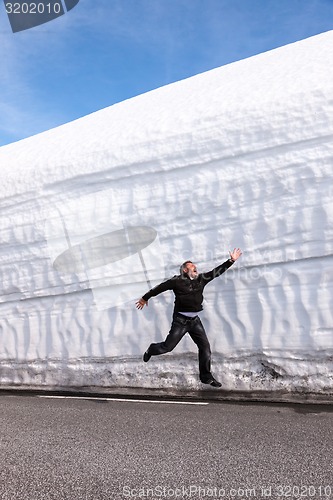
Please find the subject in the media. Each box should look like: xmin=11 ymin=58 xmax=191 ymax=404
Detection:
xmin=0 ymin=31 xmax=333 ymax=393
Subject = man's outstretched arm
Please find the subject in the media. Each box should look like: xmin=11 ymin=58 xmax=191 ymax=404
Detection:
xmin=135 ymin=278 xmax=174 ymax=310
xmin=202 ymin=247 xmax=242 ymax=283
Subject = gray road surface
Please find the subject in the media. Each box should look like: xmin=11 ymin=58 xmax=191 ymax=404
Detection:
xmin=0 ymin=394 xmax=332 ymax=500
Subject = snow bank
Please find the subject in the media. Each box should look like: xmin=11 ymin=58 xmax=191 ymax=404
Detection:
xmin=0 ymin=31 xmax=333 ymax=395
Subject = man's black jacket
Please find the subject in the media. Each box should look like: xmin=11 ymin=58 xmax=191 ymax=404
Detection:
xmin=142 ymin=259 xmax=234 ymax=313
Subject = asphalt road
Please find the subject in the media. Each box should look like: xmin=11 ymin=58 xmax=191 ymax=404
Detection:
xmin=0 ymin=394 xmax=332 ymax=500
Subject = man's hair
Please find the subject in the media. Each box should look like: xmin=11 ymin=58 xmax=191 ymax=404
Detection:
xmin=179 ymin=260 xmax=193 ymax=274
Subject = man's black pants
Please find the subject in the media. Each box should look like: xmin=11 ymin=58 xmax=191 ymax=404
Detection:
xmin=148 ymin=312 xmax=213 ymax=383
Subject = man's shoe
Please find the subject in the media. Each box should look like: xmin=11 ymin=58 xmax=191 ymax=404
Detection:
xmin=209 ymin=378 xmax=222 ymax=388
xmin=143 ymin=348 xmax=151 ymax=362
xmin=202 ymin=378 xmax=222 ymax=388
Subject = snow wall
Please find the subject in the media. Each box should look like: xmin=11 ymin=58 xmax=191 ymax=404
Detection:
xmin=0 ymin=31 xmax=333 ymax=395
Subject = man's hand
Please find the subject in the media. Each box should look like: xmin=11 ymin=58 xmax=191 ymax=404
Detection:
xmin=229 ymin=248 xmax=242 ymax=262
xmin=136 ymin=298 xmax=148 ymax=310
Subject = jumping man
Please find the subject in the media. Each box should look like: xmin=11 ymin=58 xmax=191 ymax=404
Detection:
xmin=136 ymin=248 xmax=242 ymax=387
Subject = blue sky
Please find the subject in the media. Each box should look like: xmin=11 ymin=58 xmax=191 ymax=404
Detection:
xmin=1 ymin=0 xmax=333 ymax=147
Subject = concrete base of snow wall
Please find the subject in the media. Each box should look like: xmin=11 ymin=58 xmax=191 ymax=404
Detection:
xmin=1 ymin=351 xmax=333 ymax=402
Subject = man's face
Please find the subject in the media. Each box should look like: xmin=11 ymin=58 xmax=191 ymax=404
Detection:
xmin=185 ymin=262 xmax=198 ymax=279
